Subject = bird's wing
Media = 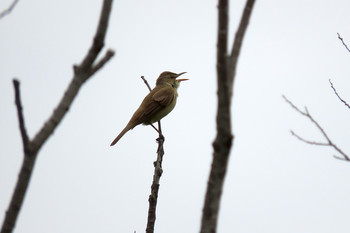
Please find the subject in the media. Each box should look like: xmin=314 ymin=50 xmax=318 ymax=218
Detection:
xmin=152 ymin=86 xmax=175 ymax=106
xmin=142 ymin=86 xmax=175 ymax=119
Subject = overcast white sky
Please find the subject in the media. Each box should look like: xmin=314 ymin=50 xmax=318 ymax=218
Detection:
xmin=1 ymin=0 xmax=350 ymax=233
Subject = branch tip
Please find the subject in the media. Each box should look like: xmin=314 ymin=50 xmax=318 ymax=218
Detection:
xmin=329 ymin=79 xmax=350 ymax=109
xmin=337 ymin=32 xmax=350 ymax=53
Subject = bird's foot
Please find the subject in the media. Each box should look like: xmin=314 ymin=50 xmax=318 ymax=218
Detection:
xmin=156 ymin=134 xmax=165 ymax=143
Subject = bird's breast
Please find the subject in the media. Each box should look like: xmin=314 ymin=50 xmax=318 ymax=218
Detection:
xmin=148 ymin=92 xmax=178 ymax=124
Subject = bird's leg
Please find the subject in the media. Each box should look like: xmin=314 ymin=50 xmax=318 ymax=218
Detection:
xmin=150 ymin=123 xmax=165 ymax=142
xmin=150 ymin=123 xmax=160 ymax=134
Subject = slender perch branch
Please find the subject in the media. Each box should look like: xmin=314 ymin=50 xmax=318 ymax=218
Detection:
xmin=1 ymin=1 xmax=114 ymax=233
xmin=283 ymin=95 xmax=350 ymax=162
xmin=141 ymin=76 xmax=152 ymax=91
xmin=200 ymin=1 xmax=255 ymax=233
xmin=329 ymin=79 xmax=350 ymax=109
xmin=146 ymin=134 xmax=164 ymax=233
xmin=140 ymin=75 xmax=165 ymax=233
xmin=337 ymin=33 xmax=350 ymax=53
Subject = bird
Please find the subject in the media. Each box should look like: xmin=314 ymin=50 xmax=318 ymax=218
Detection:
xmin=110 ymin=71 xmax=188 ymax=146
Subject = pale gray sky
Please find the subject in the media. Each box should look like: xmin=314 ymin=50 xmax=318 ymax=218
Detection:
xmin=1 ymin=0 xmax=350 ymax=233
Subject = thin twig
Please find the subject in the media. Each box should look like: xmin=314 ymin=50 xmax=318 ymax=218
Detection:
xmin=283 ymin=95 xmax=350 ymax=162
xmin=141 ymin=76 xmax=152 ymax=91
xmin=13 ymin=79 xmax=29 ymax=152
xmin=89 ymin=49 xmax=115 ymax=77
xmin=0 ymin=0 xmax=18 ymax=19
xmin=329 ymin=79 xmax=350 ymax=109
xmin=337 ymin=33 xmax=350 ymax=53
xmin=290 ymin=130 xmax=329 ymax=146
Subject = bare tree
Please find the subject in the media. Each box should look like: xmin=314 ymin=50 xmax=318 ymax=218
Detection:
xmin=1 ymin=1 xmax=114 ymax=232
xmin=200 ymin=0 xmax=255 ymax=233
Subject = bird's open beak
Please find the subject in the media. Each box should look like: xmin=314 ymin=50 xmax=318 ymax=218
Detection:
xmin=176 ymin=72 xmax=189 ymax=82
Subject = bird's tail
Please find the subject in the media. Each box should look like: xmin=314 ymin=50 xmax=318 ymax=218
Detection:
xmin=110 ymin=126 xmax=131 ymax=146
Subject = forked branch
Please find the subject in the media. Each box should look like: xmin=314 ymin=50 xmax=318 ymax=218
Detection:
xmin=1 ymin=1 xmax=114 ymax=233
xmin=200 ymin=1 xmax=256 ymax=233
xmin=283 ymin=95 xmax=350 ymax=162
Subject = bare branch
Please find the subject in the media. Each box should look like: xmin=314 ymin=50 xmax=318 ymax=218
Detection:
xmin=146 ymin=133 xmax=164 ymax=233
xmin=283 ymin=95 xmax=350 ymax=162
xmin=140 ymin=76 xmax=152 ymax=92
xmin=1 ymin=1 xmax=114 ymax=233
xmin=282 ymin=95 xmax=308 ymax=117
xmin=89 ymin=49 xmax=115 ymax=77
xmin=329 ymin=79 xmax=350 ymax=109
xmin=79 ymin=0 xmax=113 ymax=70
xmin=200 ymin=1 xmax=255 ymax=233
xmin=227 ymin=0 xmax=255 ymax=98
xmin=334 ymin=155 xmax=350 ymax=161
xmin=329 ymin=144 xmax=350 ymax=161
xmin=0 ymin=80 xmax=35 ymax=233
xmin=13 ymin=79 xmax=29 ymax=152
xmin=0 ymin=0 xmax=18 ymax=19
xmin=290 ymin=130 xmax=329 ymax=146
xmin=337 ymin=33 xmax=350 ymax=53
xmin=141 ymin=75 xmax=165 ymax=233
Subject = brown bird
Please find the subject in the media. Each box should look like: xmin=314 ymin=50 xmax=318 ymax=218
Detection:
xmin=110 ymin=71 xmax=188 ymax=146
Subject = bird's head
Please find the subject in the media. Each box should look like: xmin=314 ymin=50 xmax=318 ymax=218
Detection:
xmin=156 ymin=71 xmax=188 ymax=88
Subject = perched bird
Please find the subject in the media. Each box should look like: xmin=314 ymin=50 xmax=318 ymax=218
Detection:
xmin=110 ymin=71 xmax=188 ymax=146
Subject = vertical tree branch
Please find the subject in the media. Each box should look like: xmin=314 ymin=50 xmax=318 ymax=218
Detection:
xmin=1 ymin=80 xmax=35 ymax=233
xmin=200 ymin=0 xmax=255 ymax=233
xmin=13 ymin=80 xmax=29 ymax=151
xmin=201 ymin=1 xmax=230 ymax=232
xmin=141 ymin=76 xmax=165 ymax=233
xmin=146 ymin=132 xmax=164 ymax=233
xmin=1 ymin=1 xmax=114 ymax=233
